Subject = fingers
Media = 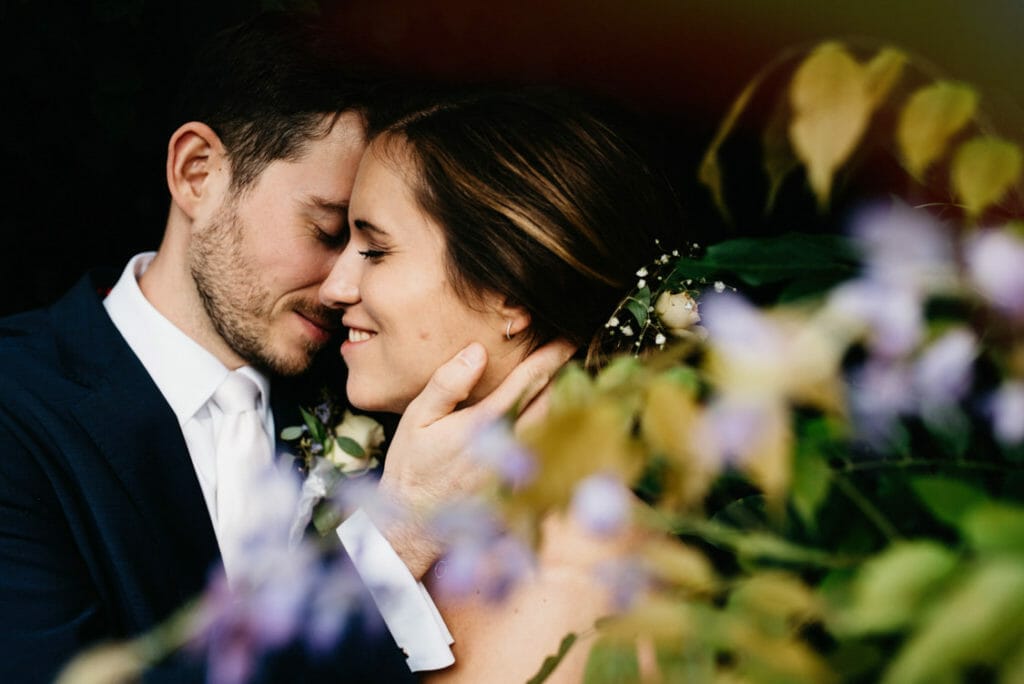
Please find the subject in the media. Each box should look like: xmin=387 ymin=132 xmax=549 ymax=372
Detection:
xmin=471 ymin=338 xmax=576 ymax=422
xmin=402 ymin=342 xmax=488 ymax=427
xmin=513 ymin=381 xmax=553 ymax=436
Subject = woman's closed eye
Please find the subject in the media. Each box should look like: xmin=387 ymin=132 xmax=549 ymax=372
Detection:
xmin=358 ymin=248 xmax=389 ymax=262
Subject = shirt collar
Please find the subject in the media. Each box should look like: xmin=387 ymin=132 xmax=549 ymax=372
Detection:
xmin=103 ymin=252 xmax=271 ymax=424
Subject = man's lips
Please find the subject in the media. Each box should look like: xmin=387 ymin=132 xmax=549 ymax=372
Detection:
xmin=294 ymin=310 xmax=342 ymax=343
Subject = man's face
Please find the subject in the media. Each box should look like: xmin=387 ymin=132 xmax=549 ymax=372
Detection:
xmin=189 ymin=112 xmax=366 ymax=376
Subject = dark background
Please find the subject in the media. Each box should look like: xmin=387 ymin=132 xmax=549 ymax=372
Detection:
xmin=2 ymin=0 xmax=1022 ymax=316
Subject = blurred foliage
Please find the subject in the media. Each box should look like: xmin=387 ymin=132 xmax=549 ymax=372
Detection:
xmin=518 ymin=40 xmax=1024 ymax=683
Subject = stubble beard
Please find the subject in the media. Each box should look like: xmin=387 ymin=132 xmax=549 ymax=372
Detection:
xmin=189 ymin=201 xmax=321 ymax=376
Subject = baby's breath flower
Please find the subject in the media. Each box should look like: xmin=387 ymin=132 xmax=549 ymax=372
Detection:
xmin=606 ymin=315 xmax=620 ymax=328
xmin=714 ymin=281 xmax=726 ymax=293
xmin=637 ymin=278 xmax=647 ymax=289
xmin=620 ymin=325 xmax=635 ymax=337
xmin=636 ymin=267 xmax=649 ymax=278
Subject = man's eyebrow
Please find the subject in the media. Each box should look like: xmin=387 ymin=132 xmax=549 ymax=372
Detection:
xmin=353 ymin=219 xmax=389 ymax=236
xmin=305 ymin=196 xmax=350 ymax=214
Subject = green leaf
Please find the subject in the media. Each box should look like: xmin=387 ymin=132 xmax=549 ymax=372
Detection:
xmin=312 ymin=499 xmax=344 ymax=536
xmin=525 ymin=632 xmax=578 ymax=684
xmin=882 ymin=559 xmax=1024 ymax=684
xmin=299 ymin=406 xmax=326 ymax=444
xmin=835 ymin=541 xmax=959 ymax=636
xmin=280 ymin=426 xmax=305 ymax=441
xmin=952 ymin=136 xmax=1023 ymax=216
xmin=623 ymin=287 xmax=651 ymax=328
xmin=701 ymin=232 xmax=857 ymax=287
xmin=897 ymin=81 xmax=977 ymax=180
xmin=962 ymin=501 xmax=1024 ymax=554
xmin=583 ymin=639 xmax=640 ymax=684
xmin=335 ymin=436 xmax=366 ymax=458
xmin=551 ymin=363 xmax=594 ymax=411
xmin=788 ymin=42 xmax=873 ymax=207
xmin=791 ymin=442 xmax=833 ymax=531
xmin=909 ymin=475 xmax=987 ymax=530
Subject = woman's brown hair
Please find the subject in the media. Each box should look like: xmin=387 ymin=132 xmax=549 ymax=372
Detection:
xmin=376 ymin=89 xmax=683 ymax=365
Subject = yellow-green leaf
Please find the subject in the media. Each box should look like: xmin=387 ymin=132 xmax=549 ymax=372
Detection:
xmin=882 ymin=559 xmax=1024 ymax=684
xmin=788 ymin=42 xmax=872 ymax=208
xmin=520 ymin=400 xmax=640 ymax=511
xmin=641 ymin=538 xmax=716 ymax=595
xmin=897 ymin=81 xmax=978 ymax=180
xmin=863 ymin=47 xmax=907 ymax=107
xmin=639 ymin=377 xmax=712 ymax=506
xmin=740 ymin=400 xmax=793 ymax=504
xmin=699 ymin=75 xmax=764 ymax=221
xmin=952 ymin=136 xmax=1023 ymax=217
xmin=835 ymin=541 xmax=959 ymax=636
xmin=762 ymin=97 xmax=799 ymax=213
xmin=599 ymin=596 xmax=694 ymax=645
xmin=728 ymin=571 xmax=823 ymax=627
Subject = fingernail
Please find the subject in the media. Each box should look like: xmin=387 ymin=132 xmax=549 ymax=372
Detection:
xmin=458 ymin=343 xmax=485 ymax=368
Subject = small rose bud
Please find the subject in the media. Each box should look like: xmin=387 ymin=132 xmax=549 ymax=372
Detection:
xmin=654 ymin=290 xmax=701 ymax=333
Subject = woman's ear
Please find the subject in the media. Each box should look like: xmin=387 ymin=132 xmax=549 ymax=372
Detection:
xmin=166 ymin=121 xmax=228 ymax=220
xmin=499 ymin=300 xmax=532 ymax=340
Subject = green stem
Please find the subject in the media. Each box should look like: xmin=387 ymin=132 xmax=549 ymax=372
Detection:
xmin=831 ymin=473 xmax=902 ymax=542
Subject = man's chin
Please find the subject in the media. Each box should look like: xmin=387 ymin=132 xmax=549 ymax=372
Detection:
xmin=253 ymin=343 xmax=323 ymax=377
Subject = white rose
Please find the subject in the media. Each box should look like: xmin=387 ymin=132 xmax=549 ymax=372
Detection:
xmin=655 ymin=290 xmax=701 ymax=336
xmin=329 ymin=410 xmax=384 ymax=471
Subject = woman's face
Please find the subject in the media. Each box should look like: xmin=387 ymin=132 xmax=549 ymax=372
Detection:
xmin=321 ymin=139 xmax=525 ymax=414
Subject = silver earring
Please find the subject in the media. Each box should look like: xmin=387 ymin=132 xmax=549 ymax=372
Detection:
xmin=505 ymin=320 xmax=513 ymax=341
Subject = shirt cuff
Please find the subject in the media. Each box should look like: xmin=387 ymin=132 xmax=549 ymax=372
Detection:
xmin=337 ymin=508 xmax=455 ymax=672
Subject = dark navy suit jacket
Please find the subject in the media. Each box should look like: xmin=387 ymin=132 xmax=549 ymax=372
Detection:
xmin=0 ymin=273 xmax=415 ymax=683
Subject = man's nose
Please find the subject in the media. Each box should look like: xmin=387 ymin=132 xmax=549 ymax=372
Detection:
xmin=319 ymin=260 xmax=359 ymax=308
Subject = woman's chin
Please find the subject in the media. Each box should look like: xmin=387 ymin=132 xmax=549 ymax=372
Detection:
xmin=345 ymin=381 xmax=411 ymax=416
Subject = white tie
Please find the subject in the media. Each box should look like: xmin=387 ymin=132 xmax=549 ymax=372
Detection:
xmin=211 ymin=371 xmax=273 ymax=583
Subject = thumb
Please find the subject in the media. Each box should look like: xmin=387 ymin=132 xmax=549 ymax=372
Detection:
xmin=403 ymin=342 xmax=488 ymax=427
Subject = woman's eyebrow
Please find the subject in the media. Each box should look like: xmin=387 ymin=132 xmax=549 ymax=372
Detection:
xmin=353 ymin=218 xmax=389 ymax=236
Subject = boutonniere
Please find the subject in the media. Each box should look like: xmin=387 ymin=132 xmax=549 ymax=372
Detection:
xmin=280 ymin=389 xmax=384 ymax=542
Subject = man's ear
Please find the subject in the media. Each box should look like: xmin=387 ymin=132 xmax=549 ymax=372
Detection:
xmin=166 ymin=122 xmax=228 ymax=220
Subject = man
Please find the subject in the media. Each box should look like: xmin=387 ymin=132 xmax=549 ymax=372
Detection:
xmin=0 ymin=13 xmax=568 ymax=682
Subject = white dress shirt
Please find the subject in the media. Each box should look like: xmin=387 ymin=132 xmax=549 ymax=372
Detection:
xmin=103 ymin=253 xmax=453 ymax=671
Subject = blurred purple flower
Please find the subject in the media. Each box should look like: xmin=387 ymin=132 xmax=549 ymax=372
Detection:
xmin=828 ymin=279 xmax=924 ymax=360
xmin=570 ymin=473 xmax=631 ymax=536
xmin=990 ymin=381 xmax=1024 ymax=445
xmin=429 ymin=499 xmax=533 ymax=600
xmin=595 ymin=557 xmax=651 ymax=611
xmin=700 ymin=292 xmax=785 ymax=365
xmin=303 ymin=559 xmax=377 ymax=655
xmin=966 ymin=227 xmax=1024 ymax=318
xmin=913 ymin=327 xmax=977 ymax=422
xmin=434 ymin=532 xmax=535 ymax=602
xmin=469 ymin=419 xmax=537 ymax=489
xmin=330 ymin=473 xmax=401 ymax=530
xmin=851 ymin=203 xmax=956 ymax=292
xmin=692 ymin=396 xmax=769 ymax=468
xmin=313 ymin=402 xmax=332 ymax=425
xmin=848 ymin=359 xmax=915 ymax=445
xmin=192 ymin=547 xmax=316 ymax=684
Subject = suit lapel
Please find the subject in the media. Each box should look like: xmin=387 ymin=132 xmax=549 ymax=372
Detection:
xmin=57 ymin=275 xmax=219 ymax=610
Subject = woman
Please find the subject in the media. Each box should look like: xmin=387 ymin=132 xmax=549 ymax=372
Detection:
xmin=320 ymin=90 xmax=682 ymax=681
